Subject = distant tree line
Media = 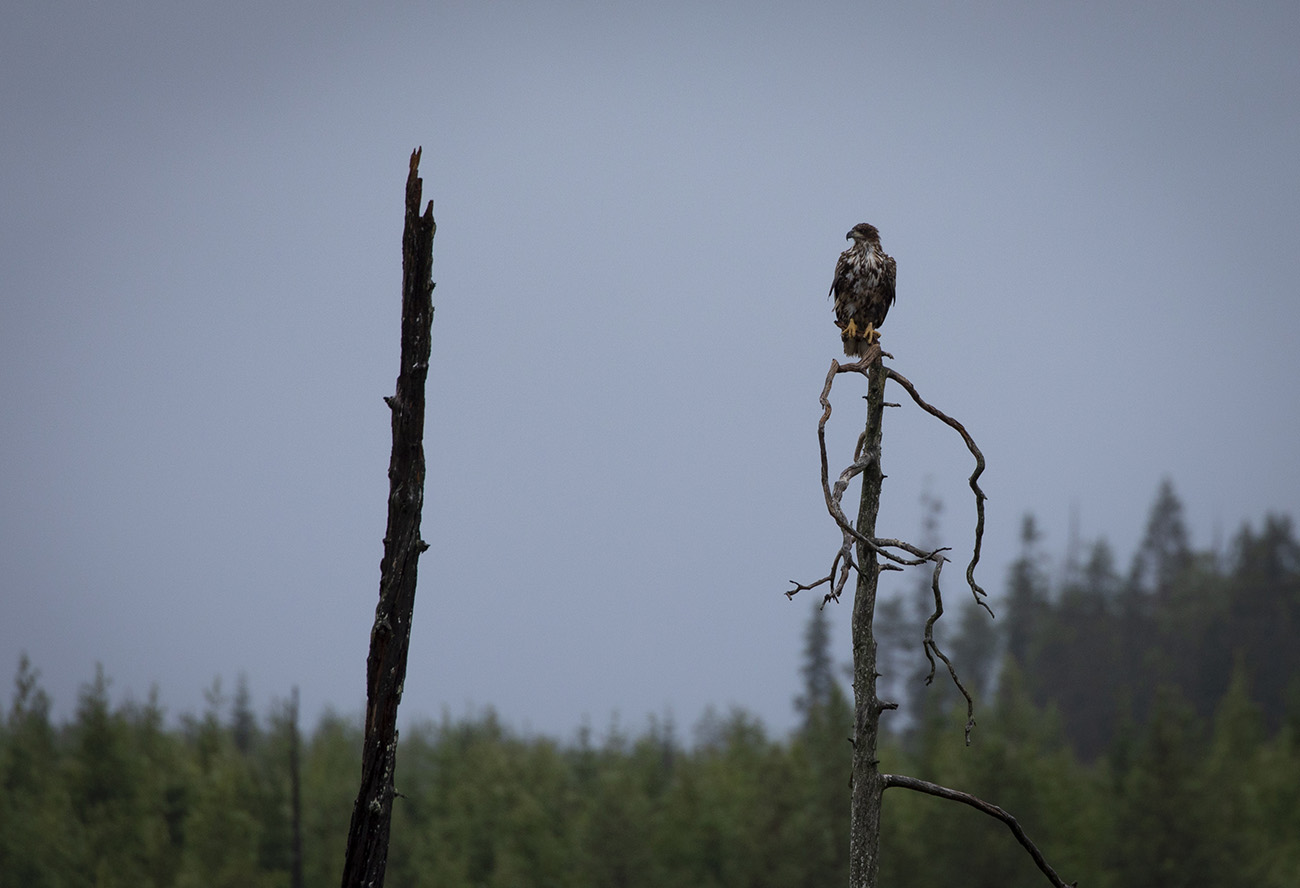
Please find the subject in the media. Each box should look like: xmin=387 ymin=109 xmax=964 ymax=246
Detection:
xmin=896 ymin=478 xmax=1300 ymax=762
xmin=2 ymin=481 xmax=1298 ymax=887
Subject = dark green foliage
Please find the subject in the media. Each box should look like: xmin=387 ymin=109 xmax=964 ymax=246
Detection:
xmin=1022 ymin=538 xmax=1123 ymax=759
xmin=1129 ymin=478 xmax=1194 ymax=601
xmin=1224 ymin=515 xmax=1300 ymax=730
xmin=2 ymin=485 xmax=1297 ymax=886
xmin=1004 ymin=514 xmax=1049 ymax=667
xmin=1011 ymin=483 xmax=1300 ymax=758
xmin=791 ymin=600 xmax=854 ymax=887
xmin=2 ymin=651 xmax=1299 ymax=887
xmin=0 ymin=655 xmax=76 ymax=888
xmin=63 ymin=666 xmax=183 ymax=888
xmin=299 ymin=710 xmax=361 ymax=888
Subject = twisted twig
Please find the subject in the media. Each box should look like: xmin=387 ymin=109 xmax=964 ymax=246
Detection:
xmin=885 ymin=367 xmax=991 ymax=615
xmin=788 ymin=349 xmax=938 ymax=604
xmin=917 ymin=552 xmax=976 ymax=744
xmin=788 ymin=355 xmax=990 ymax=736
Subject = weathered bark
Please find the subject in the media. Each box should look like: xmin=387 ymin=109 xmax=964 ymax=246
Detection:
xmin=849 ymin=351 xmax=888 ymax=888
xmin=340 ymin=148 xmax=436 ymax=888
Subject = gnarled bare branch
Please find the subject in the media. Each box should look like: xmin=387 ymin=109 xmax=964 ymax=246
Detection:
xmin=787 ymin=355 xmax=980 ymax=737
xmin=917 ymin=552 xmax=977 ymax=744
xmin=881 ymin=774 xmax=1076 ymax=888
xmin=885 ymin=367 xmax=991 ymax=615
xmin=785 ymin=340 xmax=1071 ymax=888
xmin=788 ymin=350 xmax=947 ymax=604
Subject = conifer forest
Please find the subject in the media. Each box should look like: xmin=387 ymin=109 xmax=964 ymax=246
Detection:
xmin=3 ymin=481 xmax=1298 ymax=887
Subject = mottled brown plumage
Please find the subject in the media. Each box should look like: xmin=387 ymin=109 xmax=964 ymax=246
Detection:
xmin=829 ymin=223 xmax=896 ymax=357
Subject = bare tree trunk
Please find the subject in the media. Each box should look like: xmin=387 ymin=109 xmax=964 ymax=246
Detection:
xmin=849 ymin=352 xmax=887 ymax=888
xmin=340 ymin=148 xmax=436 ymax=888
xmin=289 ymin=686 xmax=304 ymax=888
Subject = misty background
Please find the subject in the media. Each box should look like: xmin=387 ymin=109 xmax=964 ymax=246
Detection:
xmin=3 ymin=1 xmax=1298 ymax=739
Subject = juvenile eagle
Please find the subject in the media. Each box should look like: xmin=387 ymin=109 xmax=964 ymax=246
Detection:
xmin=830 ymin=223 xmax=896 ymax=357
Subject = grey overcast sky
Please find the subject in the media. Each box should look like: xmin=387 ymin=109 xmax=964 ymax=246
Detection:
xmin=3 ymin=1 xmax=1298 ymax=739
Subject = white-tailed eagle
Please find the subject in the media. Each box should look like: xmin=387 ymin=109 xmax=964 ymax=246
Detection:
xmin=830 ymin=223 xmax=896 ymax=356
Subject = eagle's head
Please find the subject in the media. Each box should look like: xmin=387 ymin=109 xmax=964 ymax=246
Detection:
xmin=846 ymin=223 xmax=882 ymax=244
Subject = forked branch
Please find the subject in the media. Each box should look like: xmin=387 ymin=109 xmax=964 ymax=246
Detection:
xmin=786 ymin=343 xmax=1069 ymax=888
xmin=787 ymin=353 xmax=974 ymax=713
xmin=918 ymin=552 xmax=977 ymax=744
xmin=787 ymin=348 xmax=942 ymax=607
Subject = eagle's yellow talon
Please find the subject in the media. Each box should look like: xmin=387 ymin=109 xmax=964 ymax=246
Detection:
xmin=843 ymin=319 xmax=859 ymax=338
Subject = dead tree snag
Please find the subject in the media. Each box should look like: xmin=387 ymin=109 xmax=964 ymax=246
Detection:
xmin=340 ymin=148 xmax=436 ymax=888
xmin=788 ymin=348 xmax=1072 ymax=888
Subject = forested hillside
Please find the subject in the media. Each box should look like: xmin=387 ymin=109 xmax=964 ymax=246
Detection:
xmin=882 ymin=480 xmax=1300 ymax=759
xmin=3 ymin=482 xmax=1297 ymax=887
